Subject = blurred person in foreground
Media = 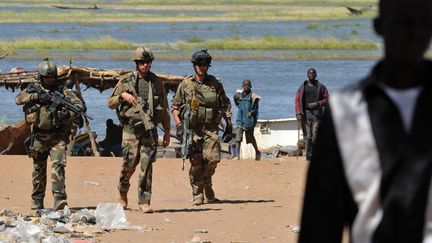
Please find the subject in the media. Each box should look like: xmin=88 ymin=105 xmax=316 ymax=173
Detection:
xmin=299 ymin=0 xmax=432 ymax=242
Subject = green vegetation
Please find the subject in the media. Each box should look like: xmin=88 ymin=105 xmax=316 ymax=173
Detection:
xmin=0 ymin=37 xmax=135 ymax=54
xmin=0 ymin=36 xmax=379 ymax=54
xmin=0 ymin=0 xmax=378 ymax=23
xmin=180 ymin=36 xmax=379 ymax=50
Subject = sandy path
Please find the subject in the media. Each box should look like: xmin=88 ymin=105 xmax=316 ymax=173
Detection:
xmin=0 ymin=155 xmax=308 ymax=243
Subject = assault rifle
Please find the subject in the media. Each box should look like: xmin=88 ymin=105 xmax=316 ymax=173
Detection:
xmin=122 ymin=78 xmax=156 ymax=145
xmin=180 ymin=104 xmax=194 ymax=170
xmin=27 ymin=83 xmax=92 ymax=127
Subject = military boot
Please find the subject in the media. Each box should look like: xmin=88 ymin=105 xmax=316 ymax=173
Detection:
xmin=204 ymin=187 xmax=219 ymax=203
xmin=138 ymin=203 xmax=154 ymax=214
xmin=117 ymin=192 xmax=128 ymax=209
xmin=53 ymin=198 xmax=68 ymax=210
xmin=31 ymin=200 xmax=44 ymax=210
xmin=192 ymin=193 xmax=204 ymax=206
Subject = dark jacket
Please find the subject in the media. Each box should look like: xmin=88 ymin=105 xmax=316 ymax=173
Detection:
xmin=295 ymin=80 xmax=329 ymax=117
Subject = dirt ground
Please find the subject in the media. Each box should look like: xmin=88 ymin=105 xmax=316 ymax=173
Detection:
xmin=0 ymin=155 xmax=309 ymax=243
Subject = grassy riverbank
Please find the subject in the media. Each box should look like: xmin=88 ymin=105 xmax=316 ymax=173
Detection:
xmin=0 ymin=0 xmax=377 ymax=23
xmin=0 ymin=36 xmax=379 ymax=54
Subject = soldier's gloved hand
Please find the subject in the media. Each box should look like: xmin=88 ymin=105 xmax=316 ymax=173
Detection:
xmin=57 ymin=110 xmax=71 ymax=121
xmin=296 ymin=114 xmax=303 ymax=120
xmin=307 ymin=102 xmax=320 ymax=110
xmin=176 ymin=123 xmax=184 ymax=139
xmin=37 ymin=93 xmax=50 ymax=104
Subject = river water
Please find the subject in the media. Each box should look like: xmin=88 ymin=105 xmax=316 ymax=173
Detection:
xmin=0 ymin=58 xmax=377 ymax=138
xmin=0 ymin=19 xmax=379 ymax=43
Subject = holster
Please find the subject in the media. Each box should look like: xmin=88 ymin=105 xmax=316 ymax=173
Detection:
xmin=24 ymin=134 xmax=35 ymax=158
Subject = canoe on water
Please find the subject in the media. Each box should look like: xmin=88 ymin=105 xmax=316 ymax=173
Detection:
xmin=51 ymin=4 xmax=100 ymax=10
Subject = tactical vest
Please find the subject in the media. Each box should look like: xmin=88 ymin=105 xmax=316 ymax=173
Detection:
xmin=23 ymin=86 xmax=55 ymax=130
xmin=118 ymin=72 xmax=162 ymax=124
xmin=184 ymin=76 xmax=222 ymax=126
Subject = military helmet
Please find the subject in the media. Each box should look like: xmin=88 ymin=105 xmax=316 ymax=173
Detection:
xmin=132 ymin=47 xmax=154 ymax=62
xmin=191 ymin=49 xmax=212 ymax=65
xmin=37 ymin=58 xmax=57 ymax=78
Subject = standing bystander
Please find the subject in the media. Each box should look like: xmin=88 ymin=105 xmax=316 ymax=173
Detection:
xmin=233 ymin=79 xmax=261 ymax=160
xmin=295 ymin=68 xmax=329 ymax=161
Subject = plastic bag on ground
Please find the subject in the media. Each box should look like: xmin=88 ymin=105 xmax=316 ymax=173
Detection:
xmin=69 ymin=208 xmax=95 ymax=224
xmin=95 ymin=203 xmax=129 ymax=229
xmin=6 ymin=216 xmax=46 ymax=243
xmin=41 ymin=235 xmax=69 ymax=243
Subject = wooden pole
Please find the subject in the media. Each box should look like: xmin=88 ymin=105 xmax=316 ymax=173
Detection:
xmin=74 ymin=74 xmax=100 ymax=157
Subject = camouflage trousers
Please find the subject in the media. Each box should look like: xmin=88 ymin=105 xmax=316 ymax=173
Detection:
xmin=189 ymin=128 xmax=221 ymax=199
xmin=118 ymin=125 xmax=157 ymax=204
xmin=28 ymin=133 xmax=68 ymax=202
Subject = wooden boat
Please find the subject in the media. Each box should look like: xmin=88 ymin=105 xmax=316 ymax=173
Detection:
xmin=51 ymin=4 xmax=100 ymax=10
xmin=237 ymin=118 xmax=303 ymax=159
xmin=0 ymin=120 xmax=31 ymax=155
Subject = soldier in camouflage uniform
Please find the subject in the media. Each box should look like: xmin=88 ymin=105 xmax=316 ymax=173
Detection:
xmin=15 ymin=59 xmax=83 ymax=210
xmin=108 ymin=47 xmax=170 ymax=213
xmin=172 ymin=49 xmax=232 ymax=206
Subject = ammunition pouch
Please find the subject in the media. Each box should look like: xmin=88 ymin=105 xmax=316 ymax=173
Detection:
xmin=35 ymin=106 xmax=54 ymax=130
xmin=24 ymin=104 xmax=40 ymax=125
xmin=189 ymin=107 xmax=222 ymax=129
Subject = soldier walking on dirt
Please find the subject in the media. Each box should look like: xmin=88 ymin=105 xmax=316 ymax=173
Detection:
xmin=233 ymin=79 xmax=261 ymax=160
xmin=16 ymin=59 xmax=83 ymax=210
xmin=108 ymin=47 xmax=170 ymax=213
xmin=295 ymin=68 xmax=329 ymax=161
xmin=172 ymin=49 xmax=232 ymax=206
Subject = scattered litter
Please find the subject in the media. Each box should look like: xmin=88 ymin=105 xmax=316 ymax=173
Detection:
xmin=190 ymin=235 xmax=202 ymax=243
xmin=6 ymin=216 xmax=45 ymax=243
xmin=0 ymin=205 xmax=145 ymax=242
xmin=41 ymin=235 xmax=69 ymax=243
xmin=95 ymin=202 xmax=129 ymax=229
xmin=288 ymin=225 xmax=301 ymax=233
xmin=271 ymin=205 xmax=283 ymax=208
xmin=0 ymin=208 xmax=18 ymax=217
xmin=52 ymin=222 xmax=73 ymax=233
xmin=69 ymin=208 xmax=95 ymax=224
xmin=84 ymin=181 xmax=100 ymax=186
xmin=163 ymin=218 xmax=172 ymax=223
xmin=193 ymin=228 xmax=208 ymax=233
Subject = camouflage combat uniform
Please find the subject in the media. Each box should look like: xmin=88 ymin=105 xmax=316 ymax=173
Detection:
xmin=172 ymin=74 xmax=231 ymax=203
xmin=15 ymin=83 xmax=83 ymax=208
xmin=108 ymin=71 xmax=170 ymax=205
